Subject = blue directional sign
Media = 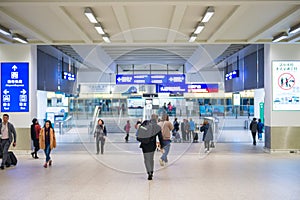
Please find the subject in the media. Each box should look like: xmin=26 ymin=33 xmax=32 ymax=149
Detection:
xmin=116 ymin=74 xmax=185 ymax=85
xmin=1 ymin=62 xmax=29 ymax=112
xmin=156 ymin=84 xmax=188 ymax=93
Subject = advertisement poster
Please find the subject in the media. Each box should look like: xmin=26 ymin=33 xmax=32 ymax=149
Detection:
xmin=272 ymin=61 xmax=300 ymax=111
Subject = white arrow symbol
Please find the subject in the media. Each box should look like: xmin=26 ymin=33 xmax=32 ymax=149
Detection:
xmin=3 ymin=89 xmax=9 ymax=94
xmin=117 ymin=77 xmax=121 ymax=82
xmin=12 ymin=65 xmax=18 ymax=71
xmin=169 ymin=77 xmax=174 ymax=82
xmin=20 ymin=89 xmax=27 ymax=94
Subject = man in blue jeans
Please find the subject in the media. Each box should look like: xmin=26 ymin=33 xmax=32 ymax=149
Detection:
xmin=0 ymin=114 xmax=17 ymax=170
xmin=158 ymin=114 xmax=174 ymax=166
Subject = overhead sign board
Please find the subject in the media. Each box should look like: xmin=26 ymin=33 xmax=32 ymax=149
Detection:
xmin=272 ymin=61 xmax=300 ymax=111
xmin=156 ymin=84 xmax=188 ymax=93
xmin=188 ymin=83 xmax=219 ymax=93
xmin=1 ymin=62 xmax=29 ymax=112
xmin=116 ymin=74 xmax=185 ymax=85
xmin=225 ymin=70 xmax=239 ymax=80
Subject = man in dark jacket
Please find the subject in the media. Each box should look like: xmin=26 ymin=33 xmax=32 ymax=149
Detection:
xmin=249 ymin=118 xmax=258 ymax=145
xmin=0 ymin=114 xmax=17 ymax=169
xmin=137 ymin=114 xmax=163 ymax=180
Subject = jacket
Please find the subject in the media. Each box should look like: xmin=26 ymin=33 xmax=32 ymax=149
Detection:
xmin=250 ymin=121 xmax=258 ymax=133
xmin=0 ymin=122 xmax=17 ymax=144
xmin=39 ymin=127 xmax=56 ymax=150
xmin=139 ymin=119 xmax=163 ymax=153
xmin=200 ymin=123 xmax=213 ymax=141
xmin=158 ymin=120 xmax=174 ymax=140
xmin=94 ymin=124 xmax=107 ymax=137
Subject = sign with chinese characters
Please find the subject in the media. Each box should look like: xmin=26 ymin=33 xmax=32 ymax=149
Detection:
xmin=272 ymin=61 xmax=300 ymax=111
xmin=156 ymin=84 xmax=188 ymax=93
xmin=116 ymin=74 xmax=185 ymax=85
xmin=1 ymin=62 xmax=29 ymax=112
xmin=188 ymin=83 xmax=219 ymax=93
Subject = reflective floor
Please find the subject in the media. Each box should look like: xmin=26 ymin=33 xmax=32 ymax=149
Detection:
xmin=0 ymin=117 xmax=299 ymax=200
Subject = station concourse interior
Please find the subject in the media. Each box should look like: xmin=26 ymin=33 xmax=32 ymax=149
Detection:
xmin=0 ymin=0 xmax=300 ymax=200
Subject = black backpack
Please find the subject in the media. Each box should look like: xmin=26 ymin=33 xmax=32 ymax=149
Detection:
xmin=136 ymin=120 xmax=154 ymax=144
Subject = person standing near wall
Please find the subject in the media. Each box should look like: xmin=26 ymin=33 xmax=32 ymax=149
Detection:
xmin=158 ymin=114 xmax=173 ymax=166
xmin=31 ymin=118 xmax=41 ymax=159
xmin=0 ymin=114 xmax=17 ymax=170
xmin=249 ymin=118 xmax=258 ymax=145
xmin=257 ymin=118 xmax=264 ymax=141
xmin=39 ymin=120 xmax=56 ymax=168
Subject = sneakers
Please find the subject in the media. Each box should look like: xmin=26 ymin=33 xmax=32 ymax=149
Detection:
xmin=0 ymin=166 xmax=4 ymax=170
xmin=43 ymin=163 xmax=47 ymax=168
xmin=159 ymin=159 xmax=165 ymax=166
xmin=49 ymin=160 xmax=52 ymax=166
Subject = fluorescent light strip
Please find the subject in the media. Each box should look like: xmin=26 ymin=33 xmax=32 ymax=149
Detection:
xmin=272 ymin=32 xmax=288 ymax=42
xmin=189 ymin=34 xmax=197 ymax=42
xmin=194 ymin=22 xmax=205 ymax=34
xmin=84 ymin=7 xmax=98 ymax=23
xmin=202 ymin=7 xmax=214 ymax=23
xmin=12 ymin=34 xmax=28 ymax=44
xmin=289 ymin=23 xmax=300 ymax=34
xmin=102 ymin=35 xmax=111 ymax=43
xmin=0 ymin=25 xmax=10 ymax=35
xmin=95 ymin=23 xmax=105 ymax=34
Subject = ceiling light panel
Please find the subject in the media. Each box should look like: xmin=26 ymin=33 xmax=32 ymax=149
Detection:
xmin=84 ymin=7 xmax=98 ymax=23
xmin=202 ymin=7 xmax=215 ymax=23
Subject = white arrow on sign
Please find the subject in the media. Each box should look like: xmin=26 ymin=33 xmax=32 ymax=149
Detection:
xmin=12 ymin=65 xmax=18 ymax=71
xmin=3 ymin=89 xmax=9 ymax=94
xmin=20 ymin=89 xmax=27 ymax=94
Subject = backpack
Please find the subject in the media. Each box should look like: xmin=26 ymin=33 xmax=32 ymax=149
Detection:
xmin=136 ymin=120 xmax=153 ymax=144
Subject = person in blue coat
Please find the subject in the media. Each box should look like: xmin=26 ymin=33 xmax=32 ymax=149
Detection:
xmin=257 ymin=119 xmax=264 ymax=141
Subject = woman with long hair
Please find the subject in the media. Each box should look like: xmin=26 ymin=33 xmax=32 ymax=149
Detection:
xmin=39 ymin=120 xmax=56 ymax=168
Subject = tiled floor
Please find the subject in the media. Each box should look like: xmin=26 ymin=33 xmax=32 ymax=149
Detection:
xmin=0 ymin=118 xmax=299 ymax=200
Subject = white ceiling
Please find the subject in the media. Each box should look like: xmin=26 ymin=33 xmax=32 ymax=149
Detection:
xmin=0 ymin=0 xmax=299 ymax=72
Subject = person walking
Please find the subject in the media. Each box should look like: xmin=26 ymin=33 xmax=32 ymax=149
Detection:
xmin=0 ymin=114 xmax=17 ymax=170
xmin=249 ymin=118 xmax=258 ymax=145
xmin=94 ymin=119 xmax=107 ymax=154
xmin=124 ymin=120 xmax=131 ymax=142
xmin=158 ymin=114 xmax=174 ymax=166
xmin=200 ymin=120 xmax=213 ymax=153
xmin=31 ymin=118 xmax=41 ymax=159
xmin=257 ymin=118 xmax=264 ymax=141
xmin=39 ymin=120 xmax=56 ymax=168
xmin=137 ymin=114 xmax=163 ymax=180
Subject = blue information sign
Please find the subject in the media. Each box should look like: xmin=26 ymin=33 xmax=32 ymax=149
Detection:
xmin=1 ymin=62 xmax=29 ymax=112
xmin=116 ymin=74 xmax=185 ymax=85
xmin=156 ymin=84 xmax=188 ymax=93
